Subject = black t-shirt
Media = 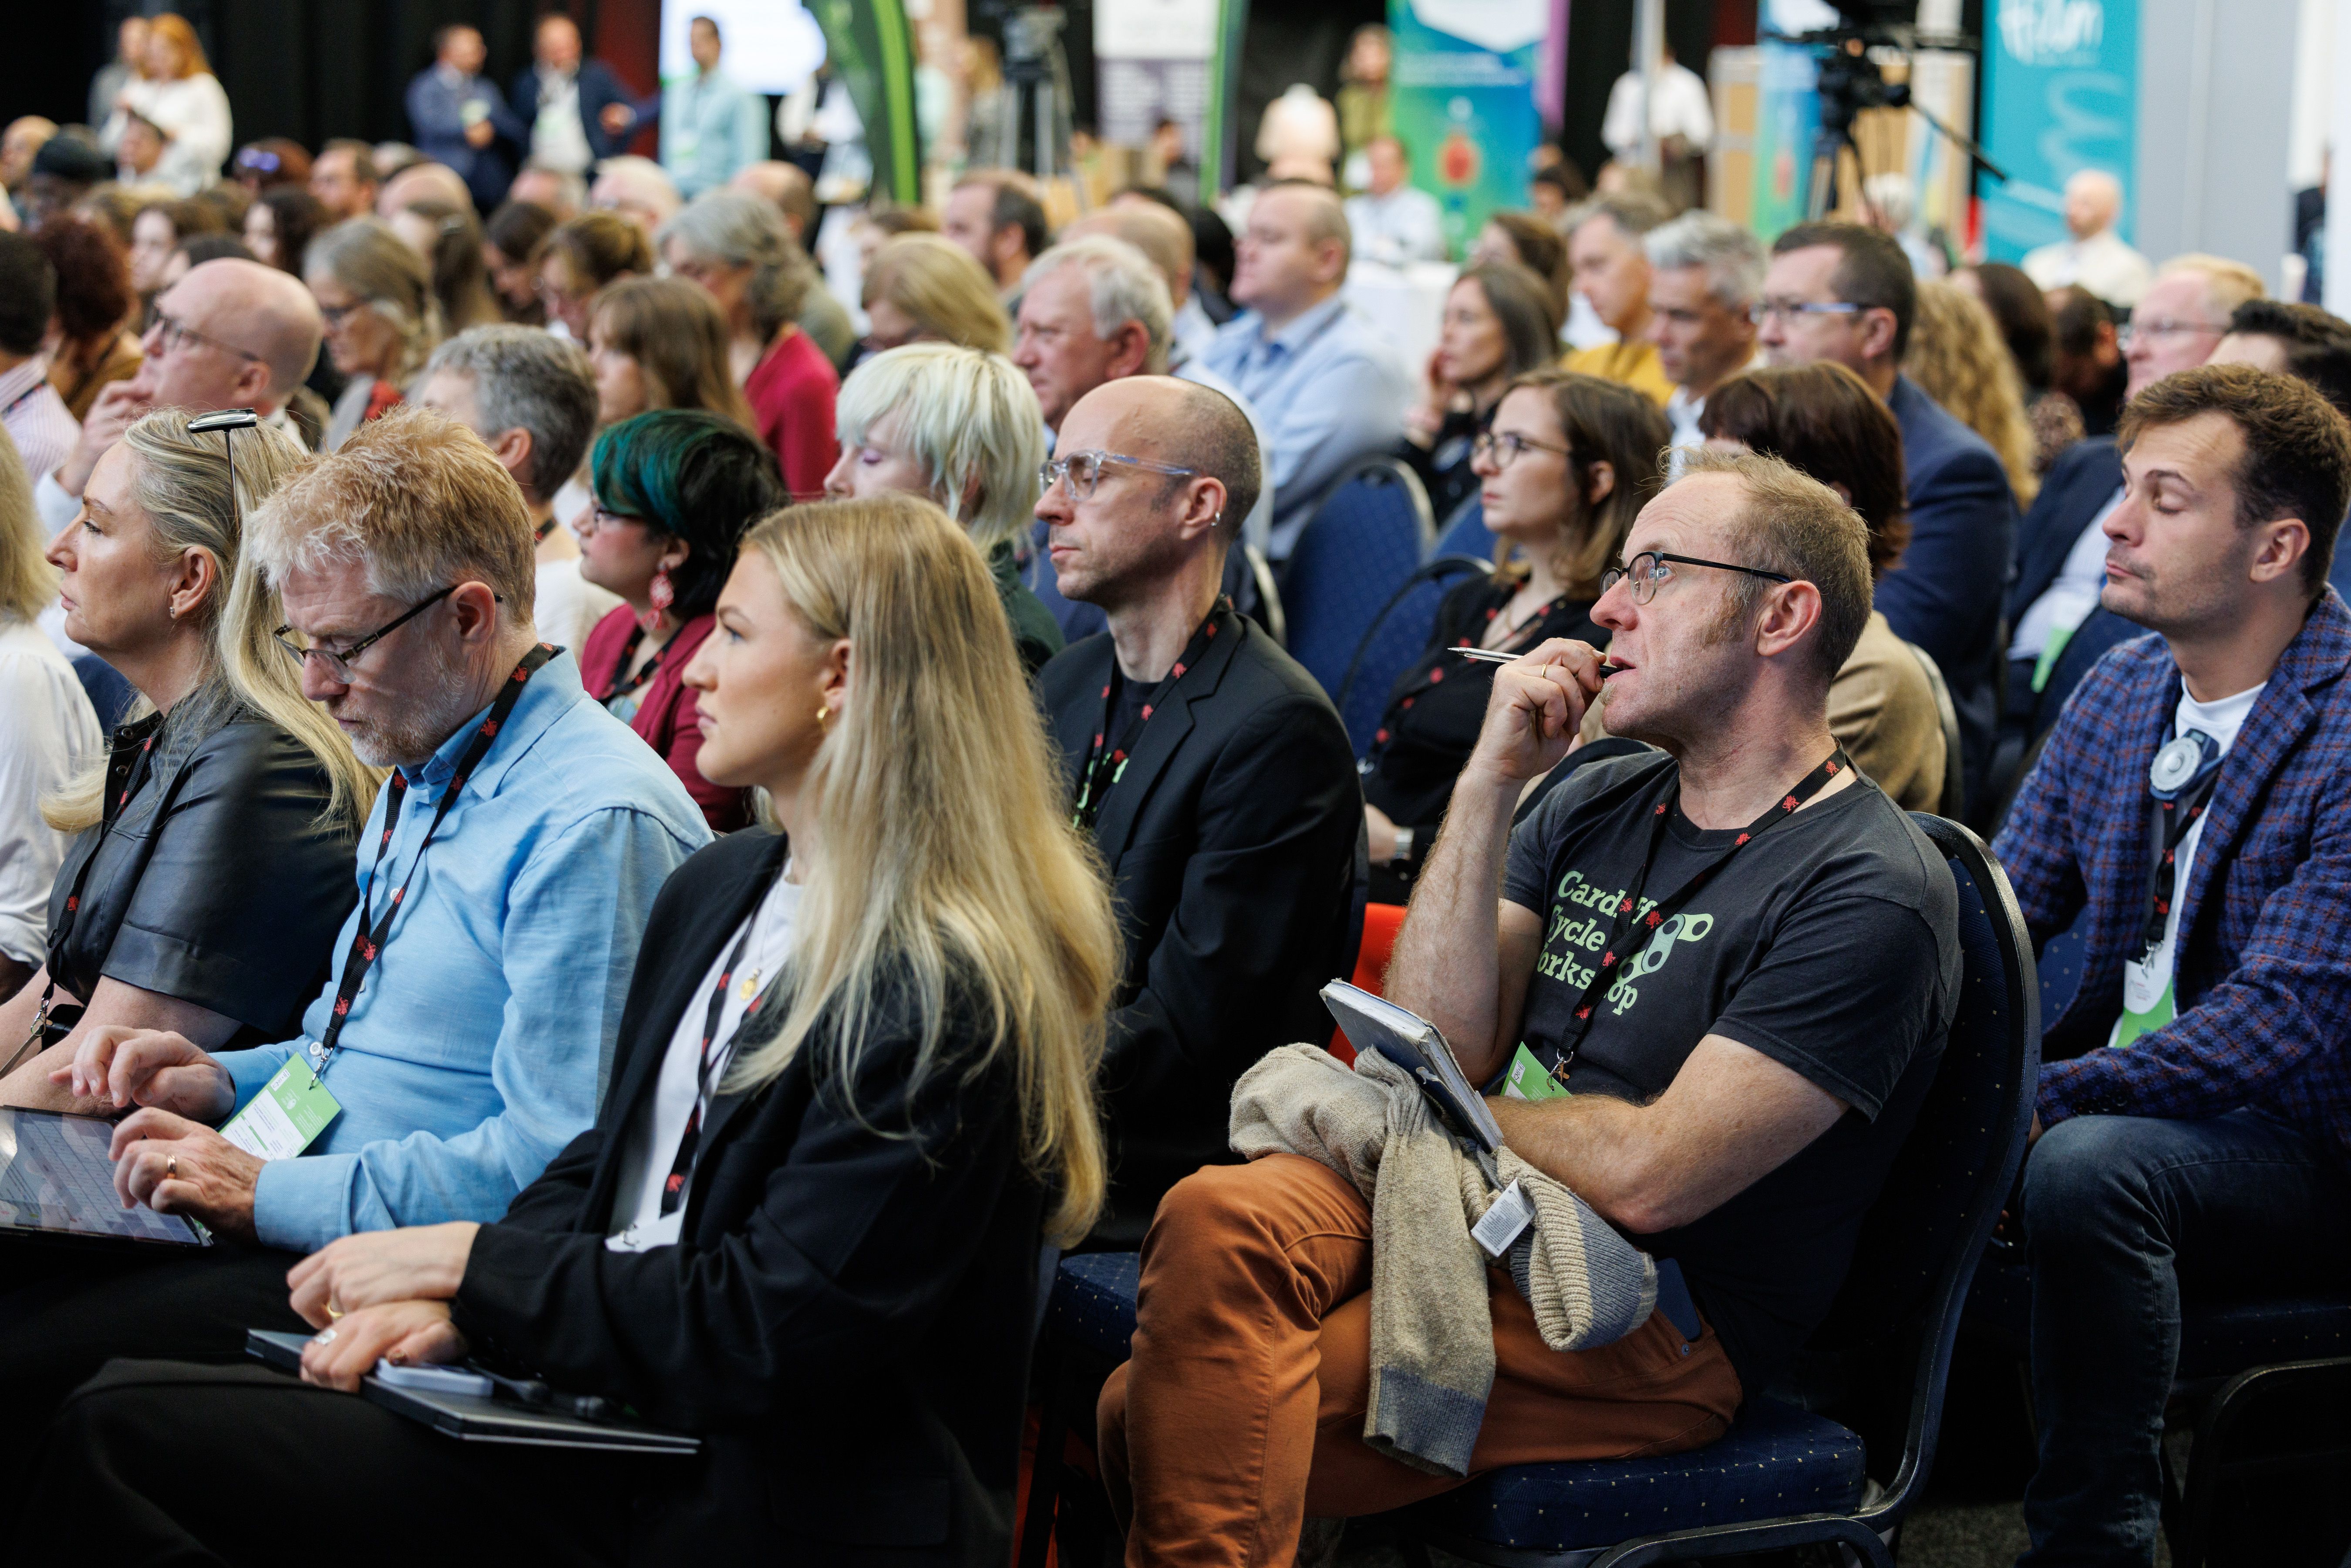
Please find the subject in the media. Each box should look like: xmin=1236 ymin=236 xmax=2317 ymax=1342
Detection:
xmin=1500 ymin=750 xmax=1960 ymax=1394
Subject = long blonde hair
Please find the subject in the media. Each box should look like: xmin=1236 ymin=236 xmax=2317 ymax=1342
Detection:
xmin=1905 ymin=280 xmax=2039 ymax=506
xmin=44 ymin=412 xmax=381 ymax=834
xmin=0 ymin=423 xmax=54 ymax=623
xmin=724 ymin=494 xmax=1114 ymax=1246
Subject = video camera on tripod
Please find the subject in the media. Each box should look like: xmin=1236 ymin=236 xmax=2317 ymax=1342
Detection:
xmin=974 ymin=0 xmax=1078 ymax=184
xmin=1768 ymin=0 xmax=2007 ymax=221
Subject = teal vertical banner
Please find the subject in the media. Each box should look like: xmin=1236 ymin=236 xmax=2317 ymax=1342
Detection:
xmin=1388 ymin=0 xmax=1544 ymax=262
xmin=1980 ymin=0 xmax=2140 ymax=263
xmin=1751 ymin=41 xmax=1822 ymax=244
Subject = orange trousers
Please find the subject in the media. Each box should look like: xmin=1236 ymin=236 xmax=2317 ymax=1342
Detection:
xmin=1097 ymin=1154 xmax=1742 ymax=1568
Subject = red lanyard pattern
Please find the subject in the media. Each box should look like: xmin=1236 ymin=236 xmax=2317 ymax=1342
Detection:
xmin=1554 ymin=749 xmax=1853 ymax=1067
xmin=659 ymin=916 xmax=778 ymax=1217
xmin=310 ymin=645 xmax=554 ymax=1072
xmin=1370 ymin=589 xmax=1577 ymax=753
xmin=1069 ymin=600 xmax=1231 ymax=833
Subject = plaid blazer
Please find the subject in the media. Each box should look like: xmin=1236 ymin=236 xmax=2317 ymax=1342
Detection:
xmin=1993 ymin=590 xmax=2351 ymax=1162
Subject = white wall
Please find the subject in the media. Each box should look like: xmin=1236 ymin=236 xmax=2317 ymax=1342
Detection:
xmin=2135 ymin=0 xmax=2299 ymax=291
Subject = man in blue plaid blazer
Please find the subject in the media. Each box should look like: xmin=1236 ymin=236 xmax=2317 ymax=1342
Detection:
xmin=1993 ymin=363 xmax=2351 ymax=1567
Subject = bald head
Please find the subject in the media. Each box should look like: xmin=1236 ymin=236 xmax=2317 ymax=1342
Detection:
xmin=379 ymin=160 xmax=473 ymax=219
xmin=144 ymin=259 xmax=323 ymax=414
xmin=2062 ymin=170 xmax=2122 ymax=240
xmin=1231 ymin=182 xmax=1351 ymax=325
xmin=1070 ymin=375 xmax=1260 ymax=537
xmin=729 ymin=160 xmax=815 ymax=242
xmin=1066 ymin=202 xmax=1195 ymax=307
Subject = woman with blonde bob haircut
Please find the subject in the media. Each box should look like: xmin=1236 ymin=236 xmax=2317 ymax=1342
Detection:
xmin=52 ymin=493 xmax=1121 ymax=1568
xmin=860 ymin=232 xmax=1014 ymax=355
xmin=0 ymin=411 xmax=374 ymax=1104
xmin=826 ymin=342 xmax=1062 ymax=671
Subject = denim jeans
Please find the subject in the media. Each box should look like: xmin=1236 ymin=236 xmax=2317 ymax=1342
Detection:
xmin=2017 ymin=1108 xmax=2351 ymax=1567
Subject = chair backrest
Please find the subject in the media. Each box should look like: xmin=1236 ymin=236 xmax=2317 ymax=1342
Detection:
xmin=1282 ymin=458 xmax=1435 ymax=699
xmin=1220 ymin=539 xmax=1287 ymax=646
xmin=1431 ymin=495 xmax=1496 ymax=564
xmin=1811 ymin=815 xmax=2040 ymax=1530
xmin=1905 ymin=639 xmax=1967 ymax=821
xmin=1332 ymin=554 xmax=1495 ymax=755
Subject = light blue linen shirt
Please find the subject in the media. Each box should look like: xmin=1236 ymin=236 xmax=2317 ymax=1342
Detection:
xmin=214 ymin=651 xmax=710 ymax=1252
xmin=659 ymin=67 xmax=768 ymax=198
xmin=1202 ymin=294 xmax=1411 ymax=559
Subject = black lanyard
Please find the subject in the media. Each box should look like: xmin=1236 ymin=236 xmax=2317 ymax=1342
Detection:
xmin=658 ymin=911 xmax=782 ymax=1217
xmin=1554 ymin=749 xmax=1853 ymax=1068
xmin=596 ymin=622 xmax=671 ymax=709
xmin=10 ymin=717 xmax=181 ymax=1071
xmin=1070 ymin=600 xmax=1230 ymax=832
xmin=2141 ymin=760 xmax=2223 ymax=953
xmin=311 ymin=645 xmax=554 ymax=1072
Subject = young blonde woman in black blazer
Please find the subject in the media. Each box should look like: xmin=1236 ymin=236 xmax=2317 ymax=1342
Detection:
xmin=24 ymin=494 xmax=1118 ymax=1568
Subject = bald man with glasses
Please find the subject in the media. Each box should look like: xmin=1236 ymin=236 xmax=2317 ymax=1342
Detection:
xmin=36 ymin=259 xmax=326 ymax=532
xmin=1033 ymin=375 xmax=1362 ymax=1245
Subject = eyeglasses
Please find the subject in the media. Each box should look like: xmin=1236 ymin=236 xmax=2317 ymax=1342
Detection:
xmin=148 ymin=308 xmax=266 ymax=364
xmin=1600 ymin=550 xmax=1794 ymax=605
xmin=1039 ymin=449 xmax=1198 ymax=501
xmin=1749 ymin=299 xmax=1863 ymax=326
xmin=2118 ymin=317 xmax=2228 ymax=350
xmin=273 ymin=585 xmax=469 ymax=683
xmin=575 ymin=504 xmax=644 ymax=536
xmin=1471 ymin=430 xmax=1575 ymax=470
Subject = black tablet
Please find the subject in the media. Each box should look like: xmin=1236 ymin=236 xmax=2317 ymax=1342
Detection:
xmin=0 ymin=1107 xmax=210 ymax=1248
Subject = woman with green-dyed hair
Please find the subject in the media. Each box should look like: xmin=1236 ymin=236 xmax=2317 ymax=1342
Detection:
xmin=577 ymin=407 xmax=788 ymax=831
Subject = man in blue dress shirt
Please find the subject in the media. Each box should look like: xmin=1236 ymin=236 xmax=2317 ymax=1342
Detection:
xmin=1757 ymin=221 xmax=2019 ymax=817
xmin=0 ymin=407 xmax=707 ymax=1440
xmin=658 ymin=15 xmax=769 ymax=199
xmin=1202 ymin=182 xmax=1411 ymax=562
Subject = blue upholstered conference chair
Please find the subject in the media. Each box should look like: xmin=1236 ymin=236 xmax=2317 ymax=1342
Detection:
xmin=1433 ymin=493 xmax=1498 ymax=565
xmin=1332 ymin=553 xmax=1495 ymax=757
xmin=1023 ymin=817 xmax=2039 ymax=1568
xmin=1279 ymin=458 xmax=1434 ymax=707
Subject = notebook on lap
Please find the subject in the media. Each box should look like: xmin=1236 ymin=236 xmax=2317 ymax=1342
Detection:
xmin=245 ymin=1330 xmax=700 ymax=1454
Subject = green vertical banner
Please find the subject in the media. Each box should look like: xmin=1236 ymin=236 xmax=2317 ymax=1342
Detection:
xmin=1198 ymin=0 xmax=1249 ymax=203
xmin=1388 ymin=0 xmax=1544 ymax=261
xmin=1980 ymin=0 xmax=2141 ymax=262
xmin=808 ymin=0 xmax=924 ymax=204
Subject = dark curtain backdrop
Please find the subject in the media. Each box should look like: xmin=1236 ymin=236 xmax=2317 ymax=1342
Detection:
xmin=14 ymin=0 xmax=666 ymax=156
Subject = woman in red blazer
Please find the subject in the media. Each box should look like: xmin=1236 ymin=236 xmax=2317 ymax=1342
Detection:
xmin=576 ymin=408 xmax=787 ymax=831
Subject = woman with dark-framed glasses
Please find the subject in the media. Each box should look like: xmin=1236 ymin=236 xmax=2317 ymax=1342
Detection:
xmin=1359 ymin=369 xmax=1667 ymax=902
xmin=0 ymin=410 xmax=375 ymax=1107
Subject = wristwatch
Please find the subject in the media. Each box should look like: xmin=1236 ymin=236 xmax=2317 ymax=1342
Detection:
xmin=1391 ymin=825 xmax=1414 ymax=864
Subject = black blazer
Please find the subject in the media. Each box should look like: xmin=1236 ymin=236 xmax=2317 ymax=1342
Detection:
xmin=451 ymin=829 xmax=1043 ymax=1567
xmin=2004 ymin=436 xmax=2123 ymax=630
xmin=1036 ymin=609 xmax=1362 ymax=1242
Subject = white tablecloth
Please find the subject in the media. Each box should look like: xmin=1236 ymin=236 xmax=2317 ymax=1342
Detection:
xmin=1343 ymin=260 xmax=1457 ymax=378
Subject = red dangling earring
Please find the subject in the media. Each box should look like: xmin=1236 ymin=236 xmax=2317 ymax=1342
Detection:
xmin=639 ymin=565 xmax=676 ymax=632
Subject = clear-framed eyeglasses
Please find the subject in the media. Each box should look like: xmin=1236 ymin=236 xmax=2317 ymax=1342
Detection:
xmin=1600 ymin=550 xmax=1795 ymax=606
xmin=1039 ymin=449 xmax=1199 ymax=501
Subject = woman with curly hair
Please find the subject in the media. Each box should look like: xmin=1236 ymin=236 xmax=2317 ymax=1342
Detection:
xmin=30 ymin=215 xmax=142 ymax=421
xmin=1903 ymin=278 xmax=2038 ymax=506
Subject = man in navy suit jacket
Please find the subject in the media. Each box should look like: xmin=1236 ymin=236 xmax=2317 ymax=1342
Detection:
xmin=1758 ymin=222 xmax=2017 ymax=816
xmin=509 ymin=13 xmax=660 ymax=182
xmin=1992 ymin=364 xmax=2351 ymax=1565
xmin=404 ymin=25 xmax=527 ymax=214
